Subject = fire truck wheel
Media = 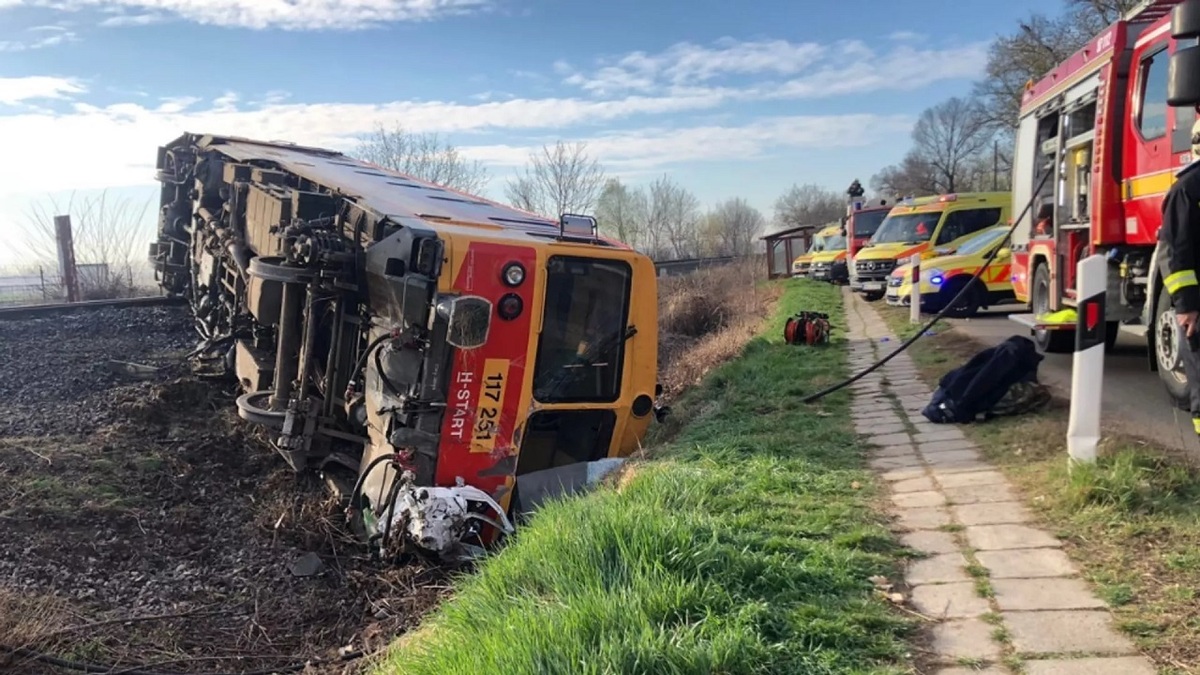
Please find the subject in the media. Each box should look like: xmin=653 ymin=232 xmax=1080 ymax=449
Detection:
xmin=1154 ymin=284 xmax=1191 ymax=409
xmin=1031 ymin=263 xmax=1073 ymax=353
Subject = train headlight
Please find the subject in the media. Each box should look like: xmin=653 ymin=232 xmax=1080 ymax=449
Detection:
xmin=502 ymin=262 xmax=526 ymax=287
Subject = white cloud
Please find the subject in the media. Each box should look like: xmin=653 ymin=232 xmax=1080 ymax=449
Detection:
xmin=0 ymin=76 xmax=86 ymax=105
xmin=1 ymin=0 xmax=490 ymax=29
xmin=0 ymin=25 xmax=79 ymax=51
xmin=460 ymin=115 xmax=914 ymax=170
xmin=561 ymin=37 xmax=988 ymax=99
xmin=0 ymin=87 xmax=742 ymax=193
xmin=99 ymin=12 xmax=167 ymax=27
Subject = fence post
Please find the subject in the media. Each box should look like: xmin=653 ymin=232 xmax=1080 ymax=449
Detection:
xmin=909 ymin=253 xmax=921 ymax=324
xmin=53 ymin=215 xmax=81 ymax=303
xmin=40 ymin=266 xmax=47 ymax=302
xmin=1067 ymin=254 xmax=1106 ymax=464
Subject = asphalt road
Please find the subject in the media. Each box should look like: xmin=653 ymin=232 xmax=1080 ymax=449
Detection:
xmin=940 ymin=304 xmax=1200 ymax=456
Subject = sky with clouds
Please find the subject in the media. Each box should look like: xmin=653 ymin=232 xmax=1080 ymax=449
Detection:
xmin=0 ymin=0 xmax=1053 ymax=266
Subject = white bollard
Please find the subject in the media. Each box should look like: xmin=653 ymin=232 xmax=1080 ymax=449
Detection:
xmin=1066 ymin=254 xmax=1107 ymax=464
xmin=910 ymin=253 xmax=921 ymax=324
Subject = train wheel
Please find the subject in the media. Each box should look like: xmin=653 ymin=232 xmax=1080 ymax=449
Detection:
xmin=1154 ymin=285 xmax=1191 ymax=410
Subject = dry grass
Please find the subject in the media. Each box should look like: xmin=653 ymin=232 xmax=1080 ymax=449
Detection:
xmin=657 ymin=258 xmax=781 ymax=402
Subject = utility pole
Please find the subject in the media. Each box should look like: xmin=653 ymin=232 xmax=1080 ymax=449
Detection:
xmin=993 ymin=140 xmax=1000 ymax=191
xmin=54 ymin=215 xmax=81 ymax=303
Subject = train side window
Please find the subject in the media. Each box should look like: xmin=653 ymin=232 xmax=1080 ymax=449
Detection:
xmin=1137 ymin=48 xmax=1169 ymax=141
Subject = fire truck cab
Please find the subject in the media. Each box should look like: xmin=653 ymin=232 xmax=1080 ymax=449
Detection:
xmin=1009 ymin=0 xmax=1200 ymax=406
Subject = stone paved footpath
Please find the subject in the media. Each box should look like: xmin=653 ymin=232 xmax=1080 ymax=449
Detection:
xmin=843 ymin=288 xmax=1157 ymax=675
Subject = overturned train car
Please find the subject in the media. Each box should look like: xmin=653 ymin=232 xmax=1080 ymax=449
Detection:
xmin=148 ymin=133 xmax=659 ymax=559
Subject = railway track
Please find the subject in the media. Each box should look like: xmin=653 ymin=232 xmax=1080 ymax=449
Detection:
xmin=0 ymin=295 xmax=186 ymax=321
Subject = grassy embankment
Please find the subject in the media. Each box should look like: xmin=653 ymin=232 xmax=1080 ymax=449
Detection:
xmin=877 ymin=303 xmax=1200 ymax=672
xmin=374 ymin=280 xmax=919 ymax=675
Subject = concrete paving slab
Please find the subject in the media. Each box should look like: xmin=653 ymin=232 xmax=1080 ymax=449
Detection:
xmin=872 ymin=443 xmax=917 ymax=458
xmin=895 ymin=506 xmax=952 ymax=530
xmin=975 ymin=548 xmax=1077 ymax=578
xmin=859 ymin=423 xmax=909 ymax=437
xmin=934 ymin=668 xmax=1007 ymax=675
xmin=906 ymin=552 xmax=970 ymax=585
xmin=912 ymin=582 xmax=991 ymax=618
xmin=944 ymin=483 xmax=1018 ymax=505
xmin=930 ymin=619 xmax=1002 ymax=660
xmin=1004 ymin=611 xmax=1136 ymax=655
xmin=892 ymin=491 xmax=947 ymax=509
xmin=1023 ymin=656 xmax=1157 ymax=675
xmin=992 ymin=578 xmax=1107 ymax=611
xmin=966 ymin=524 xmax=1062 ymax=551
xmin=927 ymin=460 xmax=996 ymax=476
xmin=953 ymin=501 xmax=1032 ymax=526
xmin=867 ymin=432 xmax=914 ymax=446
xmin=920 ymin=439 xmax=981 ymax=454
xmin=901 ymin=530 xmax=961 ymax=555
xmin=869 ymin=455 xmax=924 ymax=472
xmin=891 ymin=475 xmax=937 ymax=493
xmin=914 ymin=430 xmax=968 ymax=444
xmin=922 ymin=449 xmax=984 ymax=464
xmin=936 ymin=471 xmax=1009 ymax=489
xmin=880 ymin=466 xmax=929 ymax=482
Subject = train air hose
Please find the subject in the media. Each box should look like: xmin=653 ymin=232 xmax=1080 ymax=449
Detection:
xmin=802 ymin=171 xmax=1051 ymax=405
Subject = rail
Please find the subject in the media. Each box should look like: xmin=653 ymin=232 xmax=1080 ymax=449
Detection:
xmin=0 ymin=295 xmax=187 ymax=321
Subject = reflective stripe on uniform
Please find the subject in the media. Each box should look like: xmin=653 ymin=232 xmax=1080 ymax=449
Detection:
xmin=1193 ymin=417 xmax=1200 ymax=434
xmin=1165 ymin=270 xmax=1198 ymax=294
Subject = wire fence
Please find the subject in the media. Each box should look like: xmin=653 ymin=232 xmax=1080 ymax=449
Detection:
xmin=0 ymin=263 xmax=165 ymax=307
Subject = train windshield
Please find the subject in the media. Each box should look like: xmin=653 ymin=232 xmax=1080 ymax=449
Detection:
xmin=533 ymin=257 xmax=633 ymax=403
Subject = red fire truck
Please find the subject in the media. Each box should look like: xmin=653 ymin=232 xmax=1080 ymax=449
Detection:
xmin=843 ymin=197 xmax=892 ymax=288
xmin=1009 ymin=0 xmax=1200 ymax=406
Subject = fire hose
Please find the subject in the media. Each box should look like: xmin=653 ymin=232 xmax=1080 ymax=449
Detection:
xmin=802 ymin=170 xmax=1052 ymax=404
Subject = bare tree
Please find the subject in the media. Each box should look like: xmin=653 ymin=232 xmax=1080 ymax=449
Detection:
xmin=1066 ymin=0 xmax=1139 ymax=25
xmin=771 ymin=184 xmax=844 ymax=233
xmin=872 ymin=155 xmax=935 ymax=199
xmin=909 ymin=98 xmax=992 ymax=194
xmin=974 ymin=1 xmax=1134 ymax=131
xmin=504 ymin=141 xmax=606 ymax=218
xmin=354 ymin=124 xmax=490 ymax=194
xmin=595 ymin=178 xmax=649 ymax=249
xmin=21 ymin=190 xmax=153 ymax=299
xmin=647 ymin=176 xmax=700 ymax=260
xmin=706 ymin=198 xmax=765 ymax=257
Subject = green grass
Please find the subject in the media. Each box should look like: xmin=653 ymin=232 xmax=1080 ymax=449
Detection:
xmin=376 ymin=280 xmax=917 ymax=675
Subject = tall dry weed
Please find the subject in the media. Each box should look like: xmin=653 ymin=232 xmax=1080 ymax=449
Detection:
xmin=657 ymin=257 xmax=778 ymax=401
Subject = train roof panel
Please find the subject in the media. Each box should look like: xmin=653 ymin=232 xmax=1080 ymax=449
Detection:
xmin=182 ymin=133 xmax=561 ymax=235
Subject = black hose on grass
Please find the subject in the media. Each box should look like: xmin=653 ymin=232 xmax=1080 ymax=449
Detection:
xmin=802 ymin=170 xmax=1052 ymax=405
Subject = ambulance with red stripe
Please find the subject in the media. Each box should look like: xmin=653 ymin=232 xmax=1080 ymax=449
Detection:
xmin=886 ymin=225 xmax=1017 ymax=317
xmin=851 ymin=192 xmax=1012 ymax=301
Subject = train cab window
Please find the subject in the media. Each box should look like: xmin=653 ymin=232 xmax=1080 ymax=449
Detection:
xmin=1137 ymin=48 xmax=1169 ymax=140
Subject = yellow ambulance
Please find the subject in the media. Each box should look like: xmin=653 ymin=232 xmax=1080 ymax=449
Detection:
xmin=852 ymin=192 xmax=1011 ymax=301
xmin=885 ymin=225 xmax=1016 ymax=318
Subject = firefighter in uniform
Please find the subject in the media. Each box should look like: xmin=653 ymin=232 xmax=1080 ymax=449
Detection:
xmin=1159 ymin=119 xmax=1200 ymax=434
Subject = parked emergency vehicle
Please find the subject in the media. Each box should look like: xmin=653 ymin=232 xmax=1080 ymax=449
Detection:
xmin=1006 ymin=0 xmax=1200 ymax=405
xmin=886 ymin=225 xmax=1017 ymax=317
xmin=791 ymin=224 xmax=841 ymax=277
xmin=809 ymin=227 xmax=849 ymax=283
xmin=851 ymin=192 xmax=1011 ymax=301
